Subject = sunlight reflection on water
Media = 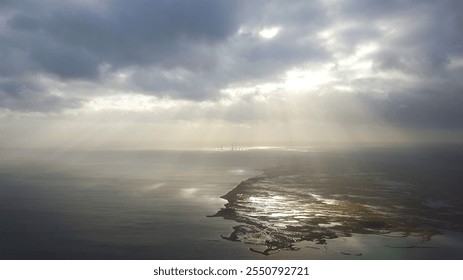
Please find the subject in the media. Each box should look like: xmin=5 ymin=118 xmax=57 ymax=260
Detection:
xmin=211 ymin=164 xmax=463 ymax=256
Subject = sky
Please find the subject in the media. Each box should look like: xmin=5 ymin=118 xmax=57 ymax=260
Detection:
xmin=1 ymin=0 xmax=463 ymax=149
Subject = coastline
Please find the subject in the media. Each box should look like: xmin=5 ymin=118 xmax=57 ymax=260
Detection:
xmin=210 ymin=154 xmax=463 ymax=259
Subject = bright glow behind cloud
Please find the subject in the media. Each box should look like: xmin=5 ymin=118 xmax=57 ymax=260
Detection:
xmin=259 ymin=27 xmax=281 ymax=39
xmin=1 ymin=0 xmax=463 ymax=148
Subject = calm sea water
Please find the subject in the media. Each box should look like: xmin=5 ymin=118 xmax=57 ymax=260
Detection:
xmin=0 ymin=148 xmax=291 ymax=259
xmin=0 ymin=146 xmax=462 ymax=259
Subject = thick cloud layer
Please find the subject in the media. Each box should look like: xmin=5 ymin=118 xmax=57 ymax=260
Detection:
xmin=1 ymin=0 xmax=463 ymax=132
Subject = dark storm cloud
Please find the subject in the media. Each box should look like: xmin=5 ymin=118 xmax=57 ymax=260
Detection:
xmin=353 ymin=80 xmax=463 ymax=130
xmin=0 ymin=0 xmax=241 ymax=106
xmin=229 ymin=30 xmax=330 ymax=84
xmin=357 ymin=1 xmax=463 ymax=129
xmin=1 ymin=0 xmax=330 ymax=104
xmin=0 ymin=80 xmax=82 ymax=112
xmin=0 ymin=0 xmax=462 ymax=131
xmin=129 ymin=66 xmax=225 ymax=100
xmin=238 ymin=0 xmax=327 ymax=27
xmin=331 ymin=1 xmax=462 ymax=72
xmin=110 ymin=0 xmax=332 ymax=98
xmin=227 ymin=0 xmax=331 ymax=83
xmin=3 ymin=0 xmax=238 ymax=77
xmin=40 ymin=0 xmax=237 ymax=70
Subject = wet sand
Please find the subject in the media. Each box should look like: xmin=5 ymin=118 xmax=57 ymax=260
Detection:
xmin=210 ymin=149 xmax=463 ymax=259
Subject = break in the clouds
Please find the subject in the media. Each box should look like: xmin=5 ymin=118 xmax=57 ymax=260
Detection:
xmin=1 ymin=0 xmax=463 ymax=147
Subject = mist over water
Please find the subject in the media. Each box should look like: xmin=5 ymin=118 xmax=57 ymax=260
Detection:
xmin=0 ymin=149 xmax=289 ymax=259
xmin=1 ymin=145 xmax=462 ymax=259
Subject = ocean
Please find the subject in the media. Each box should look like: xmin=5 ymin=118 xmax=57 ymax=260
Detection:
xmin=1 ymin=145 xmax=462 ymax=259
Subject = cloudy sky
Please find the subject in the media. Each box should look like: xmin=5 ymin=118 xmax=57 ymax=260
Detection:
xmin=1 ymin=0 xmax=462 ymax=148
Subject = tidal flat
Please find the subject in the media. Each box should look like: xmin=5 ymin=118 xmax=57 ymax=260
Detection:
xmin=211 ymin=146 xmax=463 ymax=259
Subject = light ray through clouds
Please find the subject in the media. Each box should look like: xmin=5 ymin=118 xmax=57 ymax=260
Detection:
xmin=1 ymin=0 xmax=463 ymax=149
